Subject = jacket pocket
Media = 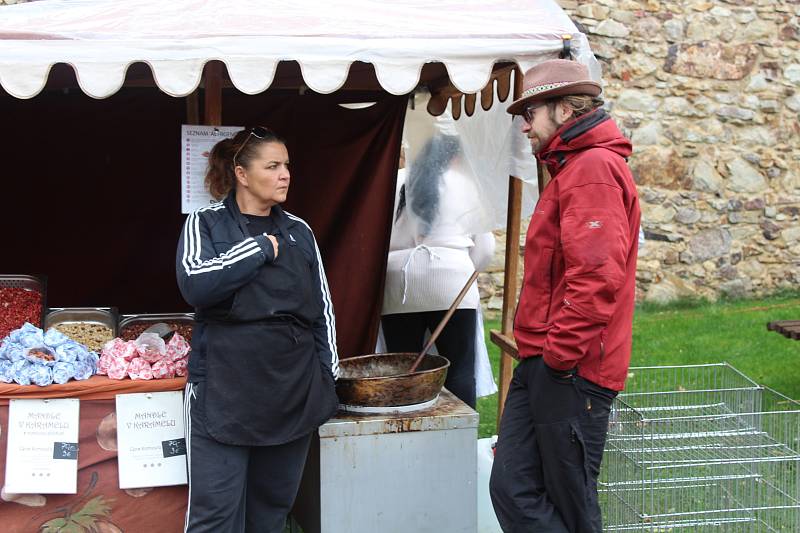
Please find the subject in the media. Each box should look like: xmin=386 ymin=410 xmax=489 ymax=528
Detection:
xmin=600 ymin=329 xmax=606 ymax=361
xmin=582 ymin=329 xmax=606 ymax=373
xmin=534 ymin=419 xmax=589 ymax=496
xmin=516 ymin=247 xmax=554 ymax=327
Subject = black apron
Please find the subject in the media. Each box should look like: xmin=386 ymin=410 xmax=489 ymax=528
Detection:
xmin=202 ymin=235 xmax=338 ymax=446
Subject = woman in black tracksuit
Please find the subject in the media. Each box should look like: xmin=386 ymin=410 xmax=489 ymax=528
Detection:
xmin=176 ymin=127 xmax=339 ymax=533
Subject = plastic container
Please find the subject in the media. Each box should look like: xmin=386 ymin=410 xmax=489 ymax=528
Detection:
xmin=477 ymin=435 xmax=502 ymax=533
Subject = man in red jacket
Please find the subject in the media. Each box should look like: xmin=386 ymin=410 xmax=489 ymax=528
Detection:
xmin=490 ymin=59 xmax=641 ymax=532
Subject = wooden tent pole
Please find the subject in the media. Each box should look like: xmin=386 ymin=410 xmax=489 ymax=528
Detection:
xmin=495 ymin=177 xmax=522 ymax=424
xmin=203 ymin=62 xmax=223 ymax=126
xmin=186 ymin=91 xmax=200 ymax=125
xmin=495 ymin=68 xmax=524 ymax=426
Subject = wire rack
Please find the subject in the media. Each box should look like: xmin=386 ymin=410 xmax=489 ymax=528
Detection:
xmin=600 ymin=363 xmax=800 ymax=532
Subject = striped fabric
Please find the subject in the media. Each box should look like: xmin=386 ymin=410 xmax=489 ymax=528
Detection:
xmin=286 ymin=212 xmax=339 ymax=378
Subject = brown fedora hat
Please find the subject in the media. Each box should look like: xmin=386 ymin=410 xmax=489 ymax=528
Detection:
xmin=507 ymin=59 xmax=602 ymax=115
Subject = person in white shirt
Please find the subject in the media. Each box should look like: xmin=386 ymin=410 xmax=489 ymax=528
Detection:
xmin=381 ymin=134 xmax=494 ymax=408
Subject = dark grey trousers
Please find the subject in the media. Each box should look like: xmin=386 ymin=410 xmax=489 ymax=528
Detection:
xmin=382 ymin=309 xmax=477 ymax=408
xmin=183 ymin=382 xmax=312 ymax=533
xmin=489 ymin=357 xmax=615 ymax=532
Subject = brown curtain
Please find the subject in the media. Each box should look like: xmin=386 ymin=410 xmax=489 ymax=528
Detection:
xmin=0 ymin=88 xmax=405 ymax=359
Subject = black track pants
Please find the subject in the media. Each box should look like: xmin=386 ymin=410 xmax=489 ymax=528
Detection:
xmin=382 ymin=309 xmax=477 ymax=408
xmin=183 ymin=382 xmax=313 ymax=533
xmin=489 ymin=357 xmax=615 ymax=532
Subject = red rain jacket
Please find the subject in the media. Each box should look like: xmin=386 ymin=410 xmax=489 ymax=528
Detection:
xmin=514 ymin=109 xmax=640 ymax=391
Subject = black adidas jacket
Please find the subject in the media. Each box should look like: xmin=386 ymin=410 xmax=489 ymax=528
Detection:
xmin=176 ymin=192 xmax=339 ymax=380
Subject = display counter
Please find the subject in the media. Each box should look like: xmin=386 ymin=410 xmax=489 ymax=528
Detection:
xmin=2 ymin=380 xmax=480 ymax=532
xmin=0 ymin=376 xmax=187 ymax=532
xmin=294 ymin=389 xmax=479 ymax=533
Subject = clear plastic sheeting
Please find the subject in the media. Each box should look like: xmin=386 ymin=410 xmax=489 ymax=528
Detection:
xmin=573 ymin=32 xmax=604 ymax=86
xmin=0 ymin=0 xmax=595 ymax=99
xmin=401 ymin=87 xmax=538 ymax=239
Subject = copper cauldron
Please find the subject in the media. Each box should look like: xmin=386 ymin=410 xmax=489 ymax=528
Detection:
xmin=335 ymin=352 xmax=450 ymax=407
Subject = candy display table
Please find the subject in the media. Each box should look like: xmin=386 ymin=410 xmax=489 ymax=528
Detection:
xmin=0 ymin=376 xmax=187 ymax=532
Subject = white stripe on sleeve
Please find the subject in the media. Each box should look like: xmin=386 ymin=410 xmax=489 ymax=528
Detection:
xmin=286 ymin=213 xmax=339 ymax=377
xmin=181 ymin=204 xmax=264 ymax=276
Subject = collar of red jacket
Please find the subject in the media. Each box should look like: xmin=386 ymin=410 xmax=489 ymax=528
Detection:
xmin=536 ymin=108 xmax=632 ymax=177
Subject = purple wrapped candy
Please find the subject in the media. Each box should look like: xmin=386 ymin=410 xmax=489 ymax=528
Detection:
xmin=11 ymin=359 xmax=31 ymax=385
xmin=28 ymin=364 xmax=53 ymax=387
xmin=8 ymin=322 xmax=40 ymax=344
xmin=19 ymin=330 xmax=45 ymax=349
xmin=44 ymin=327 xmax=70 ymax=347
xmin=81 ymin=351 xmax=99 ymax=373
xmin=0 ymin=326 xmax=99 ymax=385
xmin=73 ymin=360 xmax=94 ymax=381
xmin=0 ymin=360 xmax=13 ymax=383
xmin=5 ymin=343 xmax=24 ymax=362
xmin=54 ymin=341 xmax=86 ymax=363
xmin=79 ymin=347 xmax=96 ymax=362
xmin=52 ymin=362 xmax=76 ymax=385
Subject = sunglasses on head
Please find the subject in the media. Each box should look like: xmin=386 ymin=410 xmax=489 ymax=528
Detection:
xmin=233 ymin=126 xmax=270 ymax=168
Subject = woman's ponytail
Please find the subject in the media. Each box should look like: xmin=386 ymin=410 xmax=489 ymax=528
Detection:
xmin=205 ymin=138 xmax=237 ymax=200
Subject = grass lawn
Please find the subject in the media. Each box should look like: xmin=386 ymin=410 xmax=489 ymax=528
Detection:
xmin=477 ymin=292 xmax=800 ymax=438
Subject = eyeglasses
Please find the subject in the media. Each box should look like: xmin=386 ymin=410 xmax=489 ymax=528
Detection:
xmin=522 ymin=101 xmax=548 ymax=124
xmin=233 ymin=126 xmax=270 ymax=168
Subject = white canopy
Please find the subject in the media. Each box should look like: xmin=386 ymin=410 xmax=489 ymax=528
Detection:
xmin=0 ymin=0 xmax=597 ymax=99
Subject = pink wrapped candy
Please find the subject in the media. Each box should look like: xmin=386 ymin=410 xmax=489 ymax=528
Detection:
xmin=135 ymin=333 xmax=166 ymax=363
xmin=103 ymin=338 xmax=138 ymax=362
xmin=107 ymin=357 xmax=130 ymax=380
xmin=102 ymin=338 xmax=124 ymax=354
xmin=127 ymin=357 xmax=153 ymax=380
xmin=151 ymin=360 xmax=176 ymax=379
xmin=120 ymin=341 xmax=138 ymax=361
xmin=96 ymin=352 xmax=114 ymax=375
xmin=174 ymin=358 xmax=188 ymax=377
xmin=165 ymin=333 xmax=190 ymax=361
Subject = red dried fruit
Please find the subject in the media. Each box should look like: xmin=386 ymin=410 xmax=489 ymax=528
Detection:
xmin=28 ymin=349 xmax=55 ymax=362
xmin=120 ymin=321 xmax=193 ymax=342
xmin=0 ymin=287 xmax=43 ymax=339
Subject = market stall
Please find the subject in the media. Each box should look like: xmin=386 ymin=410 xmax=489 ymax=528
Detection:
xmin=0 ymin=378 xmax=188 ymax=532
xmin=0 ymin=0 xmax=597 ymax=529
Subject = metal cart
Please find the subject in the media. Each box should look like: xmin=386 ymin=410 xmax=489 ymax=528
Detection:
xmin=600 ymin=363 xmax=800 ymax=532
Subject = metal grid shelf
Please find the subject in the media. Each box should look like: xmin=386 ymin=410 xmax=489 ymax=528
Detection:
xmin=600 ymin=364 xmax=800 ymax=532
xmin=602 ymin=468 xmax=800 ymax=531
xmin=610 ymin=404 xmax=800 ymax=470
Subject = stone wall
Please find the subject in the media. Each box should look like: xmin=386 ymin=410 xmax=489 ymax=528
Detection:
xmin=482 ymin=0 xmax=800 ymax=310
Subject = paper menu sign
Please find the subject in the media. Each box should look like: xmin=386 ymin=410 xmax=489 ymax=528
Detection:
xmin=5 ymin=399 xmax=80 ymax=494
xmin=115 ymin=391 xmax=187 ymax=489
xmin=181 ymin=125 xmax=242 ymax=214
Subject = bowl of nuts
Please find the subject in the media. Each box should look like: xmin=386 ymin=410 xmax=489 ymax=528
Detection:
xmin=45 ymin=307 xmax=118 ymax=352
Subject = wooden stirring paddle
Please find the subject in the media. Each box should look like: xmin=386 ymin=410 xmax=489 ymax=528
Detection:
xmin=408 ymin=270 xmax=480 ymax=373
